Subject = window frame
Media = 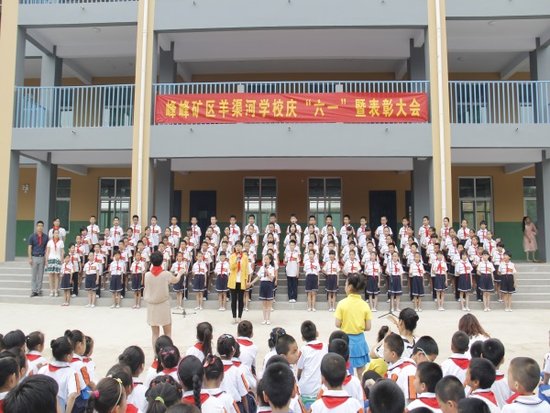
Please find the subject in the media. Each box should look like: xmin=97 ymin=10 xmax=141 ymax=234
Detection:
xmin=307 ymin=177 xmax=343 ymax=230
xmin=98 ymin=177 xmax=131 ymax=230
xmin=243 ymin=177 xmax=278 ymax=232
xmin=458 ymin=176 xmax=493 ymax=230
xmin=523 ymin=176 xmax=537 ymax=222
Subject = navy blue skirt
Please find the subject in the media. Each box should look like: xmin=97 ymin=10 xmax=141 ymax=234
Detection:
xmin=259 ymin=280 xmax=274 ymax=300
xmin=434 ymin=274 xmax=447 ymax=291
xmin=216 ymin=275 xmax=229 ymax=292
xmin=131 ymin=273 xmax=142 ymax=291
xmin=305 ymin=274 xmax=319 ymax=292
xmin=388 ymin=275 xmax=402 ymax=295
xmin=60 ymin=273 xmax=72 ymax=290
xmin=325 ymin=274 xmax=338 ymax=292
xmin=84 ymin=274 xmax=97 ymax=290
xmin=193 ymin=273 xmax=206 ymax=292
xmin=479 ymin=273 xmax=494 ymax=292
xmin=457 ymin=273 xmax=472 ymax=292
xmin=172 ymin=273 xmax=186 ymax=292
xmin=365 ymin=276 xmax=380 ymax=295
xmin=500 ymin=274 xmax=515 ymax=293
xmin=493 ymin=270 xmax=501 ymax=283
xmin=109 ymin=274 xmax=123 ymax=292
xmin=410 ymin=276 xmax=424 ymax=296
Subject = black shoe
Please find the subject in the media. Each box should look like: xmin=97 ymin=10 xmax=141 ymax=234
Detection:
xmin=30 ymin=292 xmax=38 ymax=297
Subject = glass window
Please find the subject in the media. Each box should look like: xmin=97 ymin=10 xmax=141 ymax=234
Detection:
xmin=523 ymin=177 xmax=537 ymax=223
xmin=308 ymin=178 xmax=342 ymax=229
xmin=244 ymin=178 xmax=277 ymax=232
xmin=99 ymin=178 xmax=131 ymax=230
xmin=55 ymin=178 xmax=71 ymax=232
xmin=458 ymin=177 xmax=493 ymax=230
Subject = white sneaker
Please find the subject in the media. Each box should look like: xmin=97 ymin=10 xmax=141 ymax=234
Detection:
xmin=85 ymin=304 xmax=91 ymax=308
xmin=71 ymin=294 xmax=77 ymax=298
xmin=312 ymin=308 xmax=317 ymax=312
xmin=115 ymin=304 xmax=120 ymax=309
xmin=91 ymin=304 xmax=95 ymax=308
xmin=218 ymin=307 xmax=224 ymax=311
xmin=110 ymin=305 xmax=115 ymax=309
xmin=261 ymin=320 xmax=267 ymax=325
xmin=194 ymin=306 xmax=201 ymax=310
xmin=372 ymin=308 xmax=378 ymax=312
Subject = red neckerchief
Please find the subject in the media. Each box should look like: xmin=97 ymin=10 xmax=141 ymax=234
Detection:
xmin=194 ymin=343 xmax=203 ymax=351
xmin=53 ymin=238 xmax=60 ymax=249
xmin=450 ymin=358 xmax=470 ymax=369
xmin=48 ymin=364 xmax=69 ymax=372
xmin=126 ymin=403 xmax=139 ymax=413
xmin=151 ymin=265 xmax=163 ymax=276
xmin=83 ymin=357 xmax=91 ymax=363
xmin=418 ymin=396 xmax=440 ymax=408
xmin=236 ymin=253 xmax=242 ymax=272
xmin=26 ymin=353 xmax=42 ymax=361
xmin=343 ymin=374 xmax=353 ymax=385
xmin=151 ymin=360 xmax=159 ymax=369
xmin=182 ymin=394 xmax=210 ymax=404
xmin=307 ymin=343 xmax=323 ymax=350
xmin=506 ymin=393 xmax=523 ymax=404
xmin=37 ymin=233 xmax=43 ymax=247
xmin=233 ymin=360 xmax=242 ymax=367
xmin=237 ymin=338 xmax=253 ymax=347
xmin=162 ymin=367 xmax=178 ymax=375
xmin=474 ymin=390 xmax=498 ymax=405
xmin=321 ymin=395 xmax=350 ymax=408
xmin=495 ymin=373 xmax=505 ymax=381
xmin=223 ymin=362 xmax=233 ymax=372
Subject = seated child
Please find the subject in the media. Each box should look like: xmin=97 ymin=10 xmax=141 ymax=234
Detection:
xmin=368 ymin=379 xmax=405 ymax=413
xmin=406 ymin=361 xmax=443 ymax=413
xmin=435 ymin=376 xmax=466 ymax=413
xmin=481 ymin=338 xmax=511 ymax=408
xmin=297 ymin=321 xmax=327 ymax=406
xmin=310 ymin=353 xmax=363 ymax=413
xmin=384 ymin=333 xmax=417 ymax=402
xmin=441 ymin=331 xmax=470 ymax=384
xmin=262 ymin=361 xmax=297 ymax=413
xmin=466 ymin=358 xmax=499 ymax=413
xmin=502 ymin=357 xmax=548 ymax=413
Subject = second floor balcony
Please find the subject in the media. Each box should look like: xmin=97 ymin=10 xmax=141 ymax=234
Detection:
xmin=12 ymin=80 xmax=550 ymax=129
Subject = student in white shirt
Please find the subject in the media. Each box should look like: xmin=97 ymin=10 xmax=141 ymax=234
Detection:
xmin=502 ymin=357 xmax=549 ymax=413
xmin=297 ymin=321 xmax=327 ymax=404
xmin=228 ymin=215 xmax=241 ymax=245
xmin=284 ymin=240 xmax=300 ymax=303
xmin=109 ymin=250 xmax=126 ymax=309
xmin=109 ymin=217 xmax=124 ymax=245
xmin=87 ymin=215 xmax=101 ymax=245
xmin=498 ymin=252 xmax=517 ymax=312
xmin=466 ymin=358 xmax=500 ymax=413
xmin=407 ymin=362 xmax=443 ymax=413
xmin=303 ymin=249 xmax=321 ymax=312
xmin=457 ymin=219 xmax=471 ymax=245
xmin=441 ymin=331 xmax=470 ymax=384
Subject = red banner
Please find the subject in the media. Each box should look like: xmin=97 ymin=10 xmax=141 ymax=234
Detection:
xmin=155 ymin=92 xmax=429 ymax=124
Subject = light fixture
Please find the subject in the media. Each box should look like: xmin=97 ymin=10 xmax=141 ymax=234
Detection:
xmin=22 ymin=184 xmax=30 ymax=194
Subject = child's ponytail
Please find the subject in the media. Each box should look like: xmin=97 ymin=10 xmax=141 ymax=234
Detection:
xmin=192 ymin=373 xmax=202 ymax=409
xmin=177 ymin=356 xmax=204 ymax=409
xmin=197 ymin=322 xmax=213 ymax=358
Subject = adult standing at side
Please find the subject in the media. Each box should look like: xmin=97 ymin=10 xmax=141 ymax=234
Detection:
xmin=28 ymin=220 xmax=49 ymax=297
xmin=143 ymin=251 xmax=184 ymax=348
xmin=522 ymin=216 xmax=538 ymax=262
xmin=228 ymin=241 xmax=250 ymax=324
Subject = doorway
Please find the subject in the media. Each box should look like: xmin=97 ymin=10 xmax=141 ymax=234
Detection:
xmin=369 ymin=191 xmax=397 ymax=235
xmin=189 ymin=191 xmax=217 ymax=236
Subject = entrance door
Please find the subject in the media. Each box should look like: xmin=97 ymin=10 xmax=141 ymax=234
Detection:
xmin=189 ymin=191 xmax=217 ymax=236
xmin=369 ymin=191 xmax=397 ymax=235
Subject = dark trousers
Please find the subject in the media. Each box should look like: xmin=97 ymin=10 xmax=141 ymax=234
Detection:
xmin=453 ymin=276 xmax=460 ymax=300
xmin=231 ymin=285 xmax=245 ymax=318
xmin=71 ymin=272 xmax=79 ymax=296
xmin=287 ymin=276 xmax=298 ymax=300
xmin=474 ymin=274 xmax=482 ymax=300
xmin=121 ymin=274 xmax=127 ymax=298
xmin=96 ymin=275 xmax=102 ymax=297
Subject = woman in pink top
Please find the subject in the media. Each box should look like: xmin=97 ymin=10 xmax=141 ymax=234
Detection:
xmin=522 ymin=216 xmax=538 ymax=262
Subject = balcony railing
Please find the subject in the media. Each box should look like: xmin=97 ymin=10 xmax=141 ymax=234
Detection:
xmin=154 ymin=80 xmax=430 ymax=95
xmin=449 ymin=81 xmax=550 ymax=124
xmin=14 ymin=85 xmax=134 ymax=128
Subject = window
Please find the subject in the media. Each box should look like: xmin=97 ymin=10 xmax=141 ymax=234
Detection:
xmin=244 ymin=178 xmax=277 ymax=231
xmin=523 ymin=177 xmax=537 ymax=223
xmin=459 ymin=177 xmax=493 ymax=230
xmin=55 ymin=178 xmax=71 ymax=232
xmin=99 ymin=178 xmax=131 ymax=230
xmin=308 ymin=178 xmax=342 ymax=229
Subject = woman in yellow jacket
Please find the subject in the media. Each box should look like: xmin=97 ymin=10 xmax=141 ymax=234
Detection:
xmin=229 ymin=241 xmax=250 ymax=323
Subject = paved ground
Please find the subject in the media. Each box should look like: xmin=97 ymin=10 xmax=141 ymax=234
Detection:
xmin=1 ymin=301 xmax=548 ymax=379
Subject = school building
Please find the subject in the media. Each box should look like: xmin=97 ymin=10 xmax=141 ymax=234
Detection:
xmin=0 ymin=0 xmax=549 ymax=260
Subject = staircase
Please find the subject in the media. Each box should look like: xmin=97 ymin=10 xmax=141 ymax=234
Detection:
xmin=0 ymin=259 xmax=549 ymax=310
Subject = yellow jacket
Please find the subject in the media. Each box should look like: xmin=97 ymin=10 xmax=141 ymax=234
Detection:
xmin=228 ymin=252 xmax=250 ymax=290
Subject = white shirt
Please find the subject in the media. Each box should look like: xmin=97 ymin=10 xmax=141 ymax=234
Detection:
xmin=87 ymin=224 xmax=100 ymax=244
xmin=186 ymin=342 xmax=206 ymax=362
xmin=310 ymin=389 xmax=362 ymax=413
xmin=323 ymin=260 xmax=340 ymax=275
xmin=110 ymin=225 xmax=124 ymax=244
xmin=297 ymin=340 xmax=327 ymax=397
xmin=303 ymin=260 xmax=320 ymax=275
xmin=236 ymin=337 xmax=257 ymax=371
xmin=469 ymin=389 xmax=501 ymax=413
xmin=130 ymin=223 xmax=142 ymax=242
xmin=192 ymin=261 xmax=209 ymax=275
xmin=387 ymin=358 xmax=417 ymax=401
xmin=109 ymin=260 xmax=125 ymax=275
xmin=407 ymin=392 xmax=442 ymax=413
xmin=26 ymin=350 xmax=48 ymax=376
xmin=493 ymin=371 xmax=513 ymax=408
xmin=182 ymin=390 xmax=226 ymax=413
xmin=457 ymin=227 xmax=471 ymax=241
xmin=343 ymin=259 xmax=361 ymax=275
xmin=285 ymin=248 xmax=300 ymax=277
xmin=38 ymin=361 xmax=79 ymax=410
xmin=46 ymin=239 xmax=64 ymax=260
xmin=441 ymin=353 xmax=470 ymax=384
xmin=220 ymin=360 xmax=249 ymax=402
xmin=128 ymin=377 xmax=147 ymax=413
xmin=501 ymin=395 xmax=549 ymax=413
xmin=149 ymin=224 xmax=162 ymax=246
xmin=48 ymin=227 xmax=67 ymax=241
xmin=207 ymin=388 xmax=239 ymax=413
xmin=364 ymin=260 xmax=381 ymax=277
